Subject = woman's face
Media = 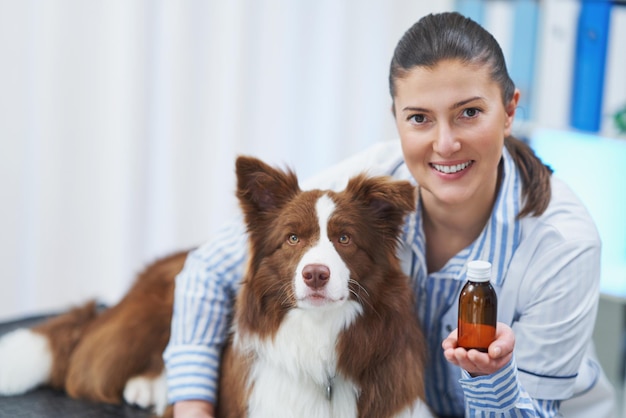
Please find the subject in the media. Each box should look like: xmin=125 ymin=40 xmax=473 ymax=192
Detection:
xmin=393 ymin=59 xmax=518 ymax=209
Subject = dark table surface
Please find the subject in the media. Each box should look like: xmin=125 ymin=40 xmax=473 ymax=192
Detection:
xmin=0 ymin=311 xmax=154 ymax=418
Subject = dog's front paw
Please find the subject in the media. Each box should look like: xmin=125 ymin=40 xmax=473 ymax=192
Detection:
xmin=123 ymin=371 xmax=168 ymax=415
xmin=0 ymin=328 xmax=52 ymax=395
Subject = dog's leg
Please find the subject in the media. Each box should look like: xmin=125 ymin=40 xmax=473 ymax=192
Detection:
xmin=64 ymin=252 xmax=184 ymax=407
xmin=64 ymin=309 xmax=170 ymax=406
xmin=123 ymin=369 xmax=168 ymax=415
xmin=0 ymin=301 xmax=99 ymax=396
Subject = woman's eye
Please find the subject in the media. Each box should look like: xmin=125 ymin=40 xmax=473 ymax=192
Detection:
xmin=462 ymin=108 xmax=480 ymax=118
xmin=338 ymin=234 xmax=351 ymax=245
xmin=288 ymin=234 xmax=299 ymax=245
xmin=409 ymin=114 xmax=427 ymax=124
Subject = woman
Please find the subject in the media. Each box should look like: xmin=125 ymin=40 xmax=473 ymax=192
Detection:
xmin=165 ymin=12 xmax=615 ymax=417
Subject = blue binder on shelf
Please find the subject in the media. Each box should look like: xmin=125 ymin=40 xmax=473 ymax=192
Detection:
xmin=570 ymin=0 xmax=612 ymax=133
xmin=509 ymin=0 xmax=539 ymax=122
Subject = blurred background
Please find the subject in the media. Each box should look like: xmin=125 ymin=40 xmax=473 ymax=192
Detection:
xmin=0 ymin=0 xmax=434 ymax=320
xmin=0 ymin=0 xmax=625 ymax=412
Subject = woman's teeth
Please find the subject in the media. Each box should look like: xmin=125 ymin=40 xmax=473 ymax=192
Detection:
xmin=431 ymin=161 xmax=473 ymax=174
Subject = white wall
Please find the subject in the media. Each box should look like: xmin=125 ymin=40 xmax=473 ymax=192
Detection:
xmin=0 ymin=0 xmax=453 ymax=321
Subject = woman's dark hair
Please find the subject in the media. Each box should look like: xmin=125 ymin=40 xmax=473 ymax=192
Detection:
xmin=389 ymin=12 xmax=552 ymax=218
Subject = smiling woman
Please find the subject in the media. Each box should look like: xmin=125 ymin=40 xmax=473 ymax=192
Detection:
xmin=391 ymin=57 xmax=524 ymax=277
xmin=393 ymin=60 xmax=515 ymax=217
xmin=164 ymin=11 xmax=614 ymax=418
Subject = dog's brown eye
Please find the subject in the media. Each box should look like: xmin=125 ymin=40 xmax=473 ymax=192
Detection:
xmin=338 ymin=234 xmax=351 ymax=245
xmin=288 ymin=234 xmax=299 ymax=245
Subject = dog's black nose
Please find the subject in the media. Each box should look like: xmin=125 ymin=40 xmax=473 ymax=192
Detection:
xmin=302 ymin=264 xmax=330 ymax=289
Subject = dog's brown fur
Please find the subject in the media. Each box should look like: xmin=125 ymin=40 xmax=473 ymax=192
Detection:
xmin=33 ymin=251 xmax=187 ymax=407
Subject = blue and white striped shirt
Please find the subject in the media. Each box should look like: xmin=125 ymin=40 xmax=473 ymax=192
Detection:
xmin=164 ymin=140 xmax=610 ymax=417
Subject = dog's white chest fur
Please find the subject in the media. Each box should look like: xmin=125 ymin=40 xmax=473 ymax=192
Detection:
xmin=236 ymin=301 xmax=362 ymax=418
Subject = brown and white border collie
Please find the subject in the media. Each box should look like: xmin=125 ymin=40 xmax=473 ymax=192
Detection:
xmin=0 ymin=156 xmax=430 ymax=417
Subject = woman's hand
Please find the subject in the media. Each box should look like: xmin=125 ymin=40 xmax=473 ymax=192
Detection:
xmin=173 ymin=399 xmax=215 ymax=418
xmin=442 ymin=322 xmax=515 ymax=376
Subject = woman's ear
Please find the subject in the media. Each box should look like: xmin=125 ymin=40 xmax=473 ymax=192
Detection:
xmin=504 ymin=89 xmax=520 ymax=136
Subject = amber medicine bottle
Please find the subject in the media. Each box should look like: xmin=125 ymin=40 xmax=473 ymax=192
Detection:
xmin=458 ymin=260 xmax=497 ymax=352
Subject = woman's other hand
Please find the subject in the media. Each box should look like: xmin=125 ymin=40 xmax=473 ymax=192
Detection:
xmin=173 ymin=399 xmax=215 ymax=418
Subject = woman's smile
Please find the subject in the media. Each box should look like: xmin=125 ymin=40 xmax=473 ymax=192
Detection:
xmin=430 ymin=160 xmax=474 ymax=175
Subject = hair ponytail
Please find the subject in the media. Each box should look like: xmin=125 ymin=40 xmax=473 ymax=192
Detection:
xmin=504 ymin=136 xmax=553 ymax=218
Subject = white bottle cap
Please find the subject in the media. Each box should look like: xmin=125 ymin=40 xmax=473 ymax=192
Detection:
xmin=466 ymin=260 xmax=492 ymax=282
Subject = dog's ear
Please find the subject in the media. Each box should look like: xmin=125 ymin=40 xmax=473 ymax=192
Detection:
xmin=346 ymin=174 xmax=416 ymax=225
xmin=235 ymin=156 xmax=301 ymax=217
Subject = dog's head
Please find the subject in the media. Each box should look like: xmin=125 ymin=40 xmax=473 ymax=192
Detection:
xmin=235 ymin=156 xmax=416 ymax=331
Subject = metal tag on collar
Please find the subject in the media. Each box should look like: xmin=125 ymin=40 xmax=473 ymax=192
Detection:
xmin=326 ymin=382 xmax=333 ymax=401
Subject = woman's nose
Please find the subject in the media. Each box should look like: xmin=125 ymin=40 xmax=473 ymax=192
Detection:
xmin=433 ymin=124 xmax=461 ymax=156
